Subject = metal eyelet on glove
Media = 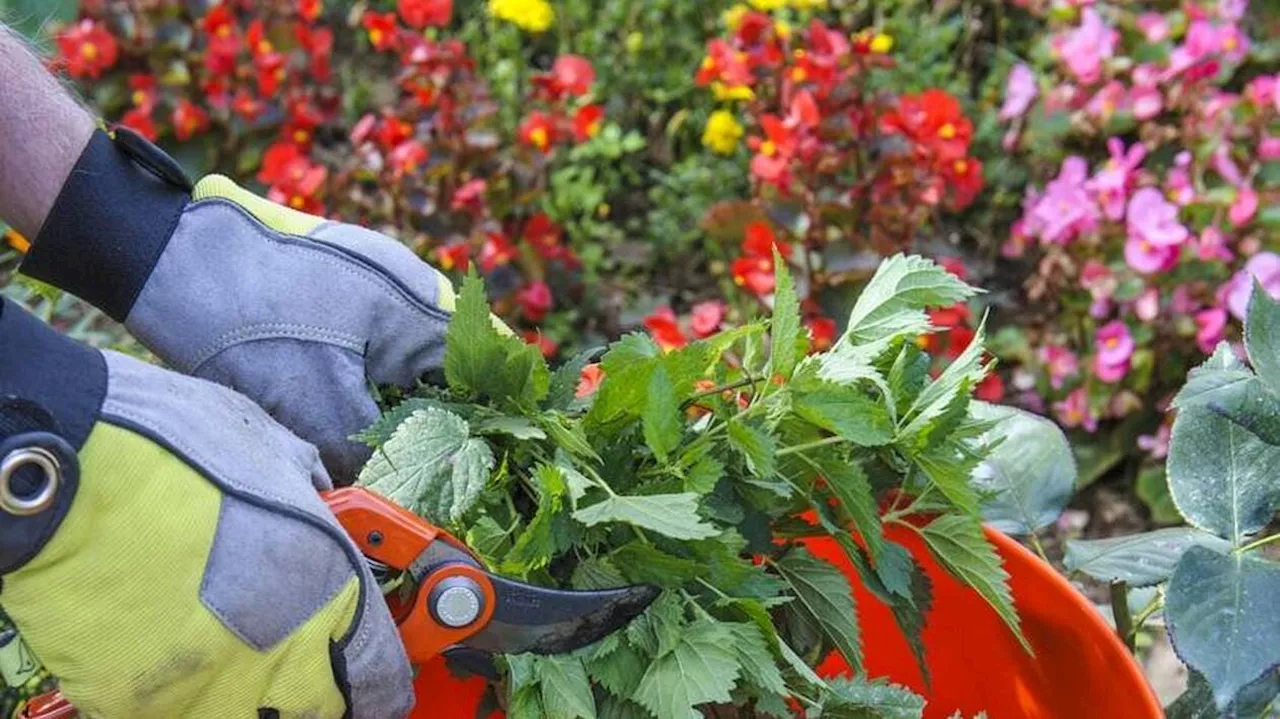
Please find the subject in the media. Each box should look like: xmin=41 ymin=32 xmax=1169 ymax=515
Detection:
xmin=0 ymin=446 xmax=61 ymax=516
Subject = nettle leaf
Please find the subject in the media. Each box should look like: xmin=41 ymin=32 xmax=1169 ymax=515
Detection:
xmin=1166 ymin=546 xmax=1280 ymax=711
xmin=590 ymin=335 xmax=709 ymax=429
xmin=769 ymin=248 xmax=803 ymax=381
xmin=588 ymin=638 xmax=647 ymax=698
xmin=536 ymin=655 xmax=596 ymax=719
xmin=357 ymin=408 xmax=495 ymax=524
xmin=844 ymin=253 xmax=978 ymax=343
xmin=1245 ymin=280 xmax=1280 ymax=395
xmin=899 ymin=318 xmax=988 ymax=442
xmin=445 ymin=272 xmax=549 ymax=408
xmin=1064 ymin=528 xmax=1230 ymax=587
xmin=724 ymin=622 xmax=788 ymax=698
xmin=792 ymin=383 xmax=894 ymax=446
xmin=547 ymin=347 xmax=602 ymax=411
xmin=573 ymin=493 xmax=719 ymax=540
xmin=1167 ymin=405 xmax=1280 ymax=546
xmin=774 ymin=548 xmax=863 ymax=674
xmin=920 ymin=514 xmax=1028 ymax=652
xmin=912 ymin=439 xmax=981 ymax=516
xmin=503 ymin=465 xmax=567 ymax=573
xmin=728 ymin=419 xmax=779 ymax=480
xmin=643 ymin=365 xmax=682 ymax=463
xmin=821 ymin=676 xmax=926 ymax=719
xmin=632 ymin=620 xmax=741 ymax=719
xmin=969 ymin=403 xmax=1075 ymax=535
xmin=476 ymin=416 xmax=547 ymax=440
xmin=815 ymin=456 xmax=886 ymax=559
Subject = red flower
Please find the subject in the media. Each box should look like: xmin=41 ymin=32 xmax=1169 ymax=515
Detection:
xmin=258 ymin=141 xmax=326 ymax=213
xmin=522 ymin=331 xmax=558 ymax=358
xmin=938 ymin=256 xmax=968 ymax=280
xmin=200 ymin=5 xmax=241 ymax=63
xmin=806 ymin=316 xmax=836 ymax=352
xmin=643 ymin=307 xmax=688 ymax=351
xmin=450 ymin=179 xmax=487 ymax=213
xmin=733 ymin=221 xmax=793 ymax=296
xmin=696 ymin=39 xmax=753 ymax=88
xmin=119 ymin=108 xmax=157 ymax=141
xmin=398 ymin=0 xmax=452 ymax=28
xmin=575 ymin=364 xmax=605 ymax=399
xmin=881 ymin=89 xmax=973 ymax=162
xmin=975 ymin=372 xmax=1004 ymax=402
xmin=749 ymin=115 xmax=795 ymax=185
xmin=690 ymin=301 xmax=726 ymax=338
xmin=573 ymin=105 xmax=604 ymax=142
xmin=519 ymin=112 xmax=556 ymax=153
xmin=742 ymin=221 xmax=792 ymax=259
xmin=350 ymin=114 xmax=377 ymax=145
xmin=478 ymin=232 xmax=516 ymax=272
xmin=523 ymin=213 xmax=561 ymax=253
xmin=56 ymin=19 xmax=119 ymax=79
xmin=232 ymin=88 xmax=265 ymax=121
xmin=537 ymin=55 xmax=595 ymax=97
xmin=297 ymin=0 xmax=323 ymax=21
xmin=517 ymin=281 xmax=553 ymax=322
xmin=127 ymin=74 xmax=158 ymax=112
xmin=362 ymin=11 xmax=398 ymax=51
xmin=172 ymin=100 xmax=210 ymax=141
xmin=928 ymin=303 xmax=970 ymax=328
xmin=282 ymin=100 xmax=324 ymax=147
xmin=295 ymin=23 xmax=334 ymax=80
xmin=388 ymin=140 xmax=428 ymax=178
xmin=944 ymin=325 xmax=976 ymax=360
xmin=434 ymin=242 xmax=470 ymax=272
xmin=374 ymin=114 xmax=414 ymax=151
xmin=942 ymin=157 xmax=983 ymax=210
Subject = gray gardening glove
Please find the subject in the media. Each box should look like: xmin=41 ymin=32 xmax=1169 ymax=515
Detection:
xmin=22 ymin=128 xmax=477 ymax=481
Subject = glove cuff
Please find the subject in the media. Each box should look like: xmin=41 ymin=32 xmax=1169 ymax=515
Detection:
xmin=21 ymin=128 xmax=192 ymax=322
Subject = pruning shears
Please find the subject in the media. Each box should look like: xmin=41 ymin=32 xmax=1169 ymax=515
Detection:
xmin=17 ymin=486 xmax=658 ymax=719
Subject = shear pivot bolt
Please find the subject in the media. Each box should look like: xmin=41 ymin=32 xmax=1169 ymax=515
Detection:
xmin=430 ymin=576 xmax=484 ymax=628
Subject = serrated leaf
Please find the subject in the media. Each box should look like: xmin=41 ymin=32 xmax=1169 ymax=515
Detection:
xmin=476 ymin=415 xmax=547 ymax=440
xmin=597 ymin=695 xmax=651 ymax=719
xmin=844 ymin=254 xmax=978 ymax=343
xmin=1172 ymin=346 xmax=1280 ymax=446
xmin=357 ymin=408 xmax=494 ymax=524
xmin=612 ymin=542 xmax=705 ymax=585
xmin=466 ymin=515 xmax=514 ymax=563
xmin=729 ymin=420 xmax=778 ymax=479
xmin=643 ymin=365 xmax=682 ymax=463
xmin=572 ymin=556 xmax=628 ymax=590
xmin=822 ymin=676 xmax=925 ymax=719
xmin=774 ymin=548 xmax=863 ymax=673
xmin=1173 ymin=345 xmax=1256 ymax=411
xmin=590 ymin=333 xmax=662 ymax=425
xmin=1167 ymin=405 xmax=1280 ymax=545
xmin=558 ymin=460 xmax=596 ymax=505
xmin=725 ymin=622 xmax=788 ymax=697
xmin=352 ymin=397 xmax=443 ymax=447
xmin=969 ymin=403 xmax=1075 ymax=535
xmin=912 ymin=439 xmax=981 ymax=516
xmin=1245 ymin=280 xmax=1280 ymax=395
xmin=792 ymin=384 xmax=894 ymax=446
xmin=574 ymin=493 xmax=718 ymax=540
xmin=920 ymin=514 xmax=1028 ymax=652
xmin=886 ymin=342 xmax=931 ymax=418
xmin=1166 ymin=546 xmax=1280 ymax=711
xmin=543 ymin=414 xmax=603 ymax=465
xmin=816 ymin=456 xmax=885 ymax=558
xmin=683 ymin=454 xmax=724 ymax=495
xmin=547 ymin=347 xmax=602 ymax=411
xmin=536 ymin=655 xmax=596 ymax=719
xmin=899 ymin=319 xmax=988 ymax=441
xmin=1064 ymin=528 xmax=1231 ymax=587
xmin=778 ymin=638 xmax=826 ymax=688
xmin=632 ymin=621 xmax=740 ymax=719
xmin=770 ymin=248 xmax=802 ymax=380
xmin=587 ymin=638 xmax=647 ymax=698
xmin=502 ymin=465 xmax=566 ymax=573
xmin=445 ymin=273 xmax=549 ymax=408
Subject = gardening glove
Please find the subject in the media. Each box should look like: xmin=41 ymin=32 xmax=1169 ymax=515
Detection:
xmin=0 ymin=297 xmax=413 ymax=718
xmin=19 ymin=126 xmax=501 ymax=481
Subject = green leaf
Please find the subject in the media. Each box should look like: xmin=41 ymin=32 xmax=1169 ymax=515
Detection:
xmin=558 ymin=459 xmax=597 ymax=506
xmin=476 ymin=416 xmax=547 ymax=440
xmin=1245 ymin=281 xmax=1280 ymax=395
xmin=502 ymin=466 xmax=566 ymax=573
xmin=920 ymin=515 xmax=1028 ymax=652
xmin=899 ymin=319 xmax=988 ymax=441
xmin=444 ymin=273 xmax=549 ymax=408
xmin=536 ymin=656 xmax=596 ymax=719
xmin=822 ymin=676 xmax=926 ymax=719
xmin=352 ymin=397 xmax=444 ymax=447
xmin=1173 ymin=344 xmax=1254 ymax=410
xmin=1064 ymin=529 xmax=1231 ymax=587
xmin=1172 ymin=344 xmax=1280 ymax=447
xmin=546 ymin=348 xmax=601 ymax=411
xmin=792 ymin=384 xmax=894 ymax=446
xmin=1165 ymin=669 xmax=1280 ymax=719
xmin=643 ymin=365 xmax=682 ymax=463
xmin=611 ymin=542 xmax=705 ymax=585
xmin=357 ymin=409 xmax=494 ymax=524
xmin=969 ymin=403 xmax=1075 ymax=535
xmin=912 ymin=439 xmax=981 ymax=516
xmin=816 ymin=457 xmax=885 ymax=559
xmin=844 ymin=253 xmax=978 ymax=343
xmin=683 ymin=454 xmax=724 ymax=495
xmin=1137 ymin=466 xmax=1183 ymax=525
xmin=1167 ymin=405 xmax=1280 ymax=545
xmin=542 ymin=414 xmax=603 ymax=465
xmin=769 ymin=248 xmax=802 ymax=380
xmin=466 ymin=516 xmax=514 ymax=563
xmin=728 ymin=420 xmax=778 ymax=479
xmin=573 ymin=493 xmax=718 ymax=540
xmin=774 ymin=548 xmax=863 ymax=673
xmin=724 ymin=622 xmax=788 ymax=697
xmin=1166 ymin=546 xmax=1280 ymax=711
xmin=587 ymin=638 xmax=647 ymax=698
xmin=778 ymin=638 xmax=826 ymax=689
xmin=572 ymin=556 xmax=628 ymax=590
xmin=632 ymin=621 xmax=741 ymax=719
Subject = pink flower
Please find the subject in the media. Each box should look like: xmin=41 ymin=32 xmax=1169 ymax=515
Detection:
xmin=1129 ymin=85 xmax=1163 ymax=119
xmin=1025 ymin=157 xmax=1100 ymax=244
xmin=1001 ymin=219 xmax=1030 ymax=258
xmin=1086 ymin=81 xmax=1126 ymax=119
xmin=690 ymin=301 xmax=726 ymax=338
xmin=1165 ymin=152 xmax=1196 ymax=205
xmin=1218 ymin=0 xmax=1247 ymax=21
xmin=1095 ymin=319 xmax=1134 ymax=367
xmin=1137 ymin=424 xmax=1171 ymax=460
xmin=1053 ymin=8 xmax=1117 ymax=85
xmin=1230 ymin=186 xmax=1258 ymax=227
xmin=1198 ymin=226 xmax=1234 ymax=262
xmin=1213 ymin=148 xmax=1243 ymax=185
xmin=1195 ymin=308 xmax=1228 ymax=353
xmin=1171 ymin=286 xmax=1198 ymax=315
xmin=1220 ymin=252 xmax=1280 ymax=320
xmin=1125 ymin=236 xmax=1180 ymax=274
xmin=1127 ymin=187 xmax=1188 ymax=246
xmin=1080 ymin=260 xmax=1117 ymax=301
xmin=1134 ymin=287 xmax=1159 ymax=322
xmin=1000 ymin=64 xmax=1038 ymax=121
xmin=1246 ymin=75 xmax=1278 ymax=110
xmin=1087 ymin=138 xmax=1145 ymax=220
xmin=1261 ymin=136 xmax=1280 ymax=162
xmin=1054 ymin=388 xmax=1098 ymax=432
xmin=1136 ymin=12 xmax=1169 ymax=42
xmin=1039 ymin=344 xmax=1079 ymax=390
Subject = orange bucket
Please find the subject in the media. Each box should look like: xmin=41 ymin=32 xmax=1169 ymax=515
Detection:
xmin=410 ymin=522 xmax=1162 ymax=719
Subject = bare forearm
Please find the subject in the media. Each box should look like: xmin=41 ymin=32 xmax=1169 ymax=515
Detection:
xmin=0 ymin=24 xmax=96 ymax=239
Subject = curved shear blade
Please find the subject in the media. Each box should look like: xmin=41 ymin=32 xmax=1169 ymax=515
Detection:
xmin=463 ymin=576 xmax=659 ymax=655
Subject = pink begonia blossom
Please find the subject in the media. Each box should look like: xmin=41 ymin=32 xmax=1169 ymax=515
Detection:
xmin=1169 ymin=21 xmax=1248 ymax=78
xmin=1086 ymin=80 xmax=1126 ymax=119
xmin=1125 ymin=236 xmax=1180 ymax=274
xmin=1171 ymin=286 xmax=1197 ymax=315
xmin=1134 ymin=287 xmax=1159 ymax=322
xmin=1000 ymin=64 xmax=1038 ymax=121
xmin=1212 ymin=147 xmax=1243 ymax=185
xmin=1095 ymin=356 xmax=1129 ymax=382
xmin=1095 ymin=320 xmax=1134 ymax=367
xmin=1220 ymin=252 xmax=1280 ymax=320
xmin=1230 ymin=186 xmax=1258 ymax=227
xmin=1136 ymin=12 xmax=1169 ymax=42
xmin=1039 ymin=344 xmax=1079 ymax=390
xmin=1137 ymin=424 xmax=1171 ymax=460
xmin=1165 ymin=151 xmax=1196 ymax=205
xmin=1245 ymin=75 xmax=1278 ymax=111
xmin=1129 ymin=86 xmax=1163 ymax=119
xmin=1087 ymin=138 xmax=1145 ymax=220
xmin=1080 ymin=260 xmax=1116 ymax=301
xmin=1218 ymin=0 xmax=1247 ymax=21
xmin=1195 ymin=308 xmax=1228 ymax=354
xmin=1053 ymin=9 xmax=1117 ymax=85
xmin=1127 ymin=187 xmax=1188 ymax=246
xmin=1044 ymin=83 xmax=1082 ymax=113
xmin=1001 ymin=219 xmax=1030 ymax=258
xmin=689 ymin=301 xmax=726 ymax=338
xmin=1025 ymin=157 xmax=1100 ymax=244
xmin=1054 ymin=388 xmax=1098 ymax=432
xmin=1198 ymin=226 xmax=1234 ymax=262
xmin=1261 ymin=136 xmax=1280 ymax=161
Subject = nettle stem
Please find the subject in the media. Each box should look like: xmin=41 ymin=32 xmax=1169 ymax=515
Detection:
xmin=776 ymin=435 xmax=845 ymax=457
xmin=1110 ymin=581 xmax=1136 ymax=655
xmin=1237 ymin=532 xmax=1280 ymax=554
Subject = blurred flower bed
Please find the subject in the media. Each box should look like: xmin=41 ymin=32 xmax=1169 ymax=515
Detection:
xmin=0 ymin=0 xmax=1276 ymax=525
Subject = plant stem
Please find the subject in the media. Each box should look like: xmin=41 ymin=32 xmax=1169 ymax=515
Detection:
xmin=1237 ymin=532 xmax=1280 ymax=554
xmin=1131 ymin=588 xmax=1165 ymax=636
xmin=1027 ymin=531 xmax=1051 ymax=565
xmin=681 ymin=376 xmax=762 ymax=409
xmin=776 ymin=435 xmax=845 ymax=457
xmin=1110 ymin=581 xmax=1136 ymax=655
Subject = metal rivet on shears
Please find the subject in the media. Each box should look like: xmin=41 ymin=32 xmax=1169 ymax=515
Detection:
xmin=0 ymin=447 xmax=61 ymax=517
xmin=429 ymin=576 xmax=485 ymax=628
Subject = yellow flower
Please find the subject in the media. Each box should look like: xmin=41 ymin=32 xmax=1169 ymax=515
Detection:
xmin=774 ymin=19 xmax=792 ymax=39
xmin=702 ymin=110 xmax=744 ymax=155
xmin=870 ymin=32 xmax=894 ymax=53
xmin=488 ymin=0 xmax=554 ymax=33
xmin=722 ymin=3 xmax=750 ymax=30
xmin=790 ymin=0 xmax=828 ymax=9
xmin=712 ymin=82 xmax=756 ymax=101
xmin=749 ymin=0 xmax=787 ymax=11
